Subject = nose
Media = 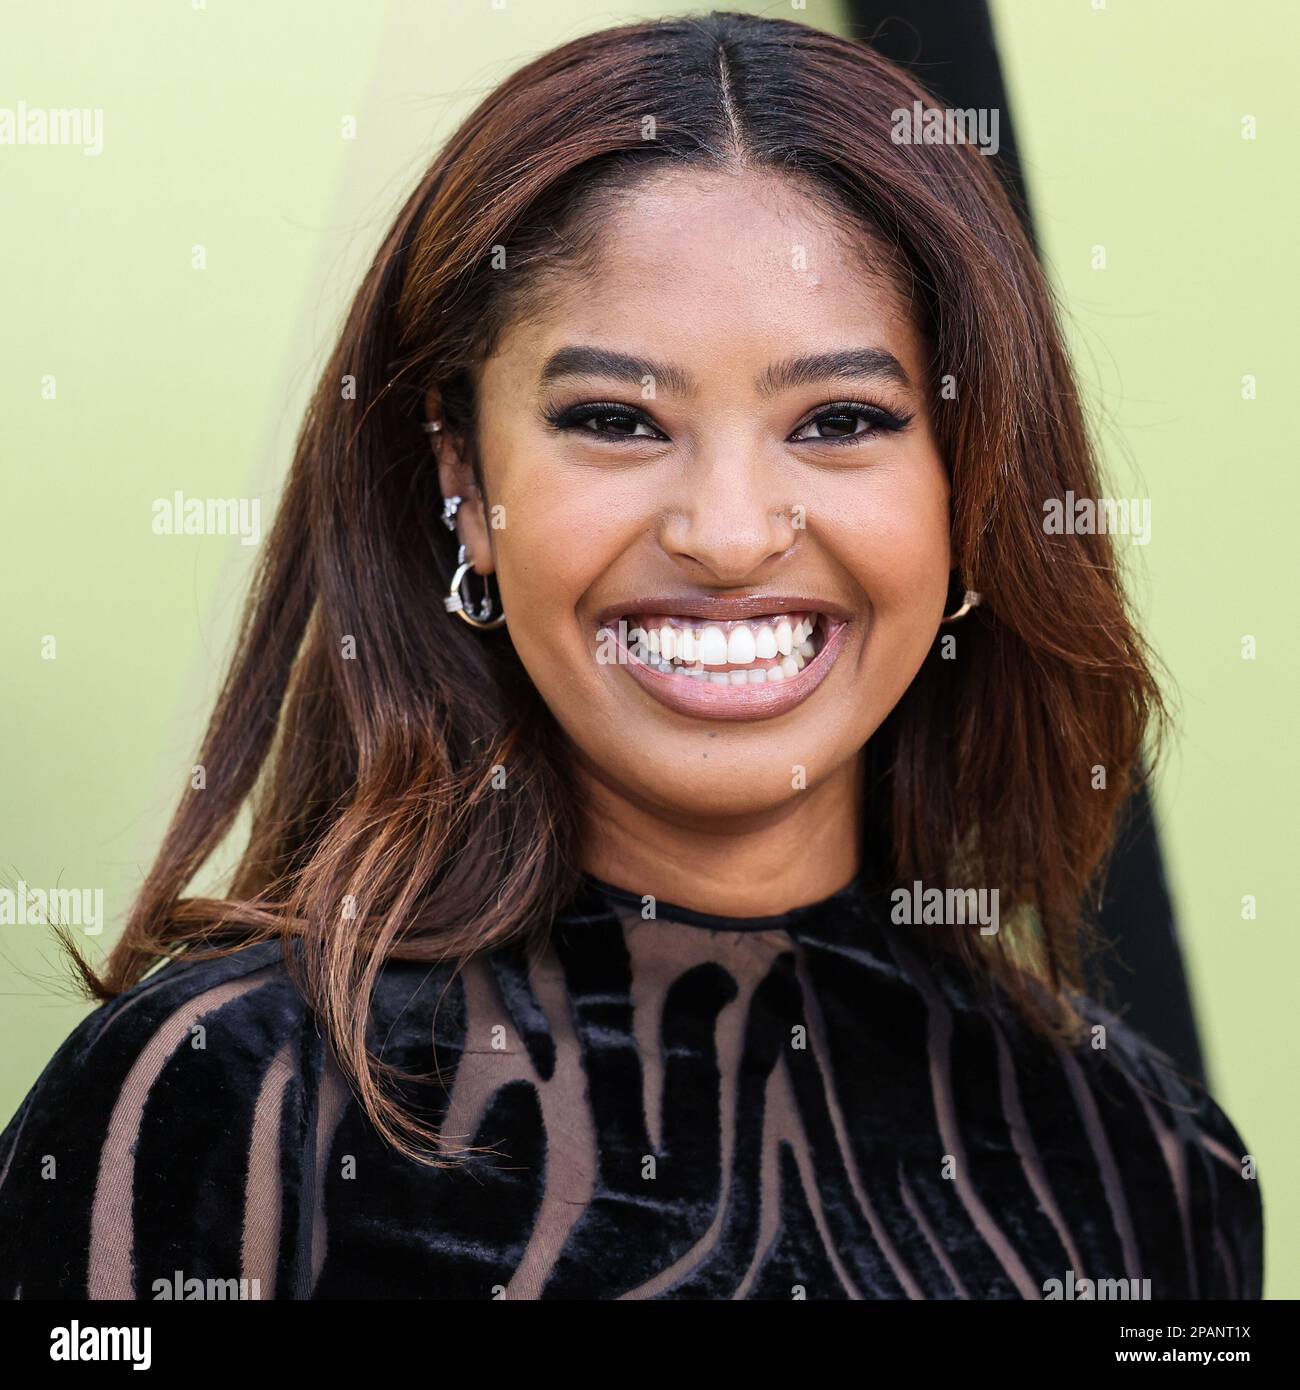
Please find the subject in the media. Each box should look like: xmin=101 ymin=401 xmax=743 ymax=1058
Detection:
xmin=658 ymin=447 xmax=798 ymax=584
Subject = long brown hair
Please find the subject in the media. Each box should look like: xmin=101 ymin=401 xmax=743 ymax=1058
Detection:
xmin=69 ymin=11 xmax=1163 ymax=1162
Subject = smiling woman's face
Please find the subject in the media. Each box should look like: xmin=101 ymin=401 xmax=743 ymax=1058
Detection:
xmin=437 ymin=165 xmax=950 ymax=844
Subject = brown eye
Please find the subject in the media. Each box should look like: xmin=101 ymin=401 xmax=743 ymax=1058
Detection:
xmin=790 ymin=402 xmax=912 ymax=444
xmin=808 ymin=412 xmax=862 ymax=439
xmin=546 ymin=402 xmax=668 ymax=440
xmin=582 ymin=410 xmax=650 ymax=436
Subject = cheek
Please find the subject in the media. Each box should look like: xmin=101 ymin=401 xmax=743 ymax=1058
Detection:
xmin=827 ymin=456 xmax=951 ymax=649
xmin=858 ymin=507 xmax=950 ymax=607
xmin=492 ymin=485 xmax=621 ymax=612
xmin=483 ymin=463 xmax=631 ymax=693
xmin=484 ymin=407 xmax=663 ymax=620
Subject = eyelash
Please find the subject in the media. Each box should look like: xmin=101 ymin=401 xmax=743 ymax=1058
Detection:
xmin=542 ymin=399 xmax=913 ymax=447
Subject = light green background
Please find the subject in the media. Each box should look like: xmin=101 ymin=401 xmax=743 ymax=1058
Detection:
xmin=2 ymin=1 xmax=1294 ymax=1296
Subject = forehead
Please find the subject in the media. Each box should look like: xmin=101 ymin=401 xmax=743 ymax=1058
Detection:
xmin=485 ymin=166 xmax=926 ymax=393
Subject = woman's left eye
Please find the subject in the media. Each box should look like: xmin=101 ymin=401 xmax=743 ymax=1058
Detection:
xmin=789 ymin=404 xmax=910 ymax=443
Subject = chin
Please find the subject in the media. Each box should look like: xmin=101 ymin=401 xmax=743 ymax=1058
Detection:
xmin=608 ymin=749 xmax=846 ymax=823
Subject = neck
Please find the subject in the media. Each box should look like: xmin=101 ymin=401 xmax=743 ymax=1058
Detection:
xmin=576 ymin=752 xmax=864 ymax=919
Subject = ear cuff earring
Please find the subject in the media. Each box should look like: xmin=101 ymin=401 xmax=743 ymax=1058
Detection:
xmin=429 ymin=415 xmax=504 ymax=629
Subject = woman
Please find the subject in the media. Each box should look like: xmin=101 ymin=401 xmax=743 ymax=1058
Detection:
xmin=0 ymin=11 xmax=1262 ymax=1300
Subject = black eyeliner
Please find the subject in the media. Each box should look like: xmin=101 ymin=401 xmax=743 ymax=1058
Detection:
xmin=541 ymin=400 xmax=665 ymax=436
xmin=541 ymin=397 xmax=914 ymax=442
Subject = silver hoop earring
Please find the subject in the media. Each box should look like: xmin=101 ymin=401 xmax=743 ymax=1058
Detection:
xmin=445 ymin=545 xmax=506 ymax=630
xmin=941 ymin=589 xmax=982 ymax=623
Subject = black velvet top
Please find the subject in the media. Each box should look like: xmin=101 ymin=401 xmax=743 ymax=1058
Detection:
xmin=0 ymin=873 xmax=1263 ymax=1300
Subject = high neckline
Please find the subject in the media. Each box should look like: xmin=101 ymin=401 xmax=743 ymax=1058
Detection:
xmin=579 ymin=870 xmax=868 ymax=934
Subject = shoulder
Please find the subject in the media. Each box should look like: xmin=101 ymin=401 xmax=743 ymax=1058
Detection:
xmin=0 ymin=941 xmax=470 ymax=1300
xmin=1039 ymin=994 xmax=1264 ymax=1299
xmin=0 ymin=942 xmax=318 ymax=1298
xmin=2 ymin=941 xmax=307 ymax=1141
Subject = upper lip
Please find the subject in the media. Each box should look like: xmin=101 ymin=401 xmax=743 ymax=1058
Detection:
xmin=595 ymin=593 xmax=853 ymax=625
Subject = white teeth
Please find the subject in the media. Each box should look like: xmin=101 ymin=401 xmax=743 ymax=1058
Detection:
xmin=698 ymin=626 xmax=728 ymax=666
xmin=727 ymin=625 xmax=756 ymax=665
xmin=622 ymin=611 xmax=823 ymax=685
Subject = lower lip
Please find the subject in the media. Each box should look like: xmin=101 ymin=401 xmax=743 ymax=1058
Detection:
xmin=607 ymin=618 xmax=850 ymax=723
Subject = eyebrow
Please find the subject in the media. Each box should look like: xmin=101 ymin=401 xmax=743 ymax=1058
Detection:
xmin=538 ymin=345 xmax=911 ymax=397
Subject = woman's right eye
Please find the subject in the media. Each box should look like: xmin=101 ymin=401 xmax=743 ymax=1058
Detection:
xmin=545 ymin=403 xmax=667 ymax=440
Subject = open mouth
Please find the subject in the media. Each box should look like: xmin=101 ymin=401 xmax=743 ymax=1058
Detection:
xmin=623 ymin=611 xmax=826 ymax=683
xmin=597 ymin=608 xmax=849 ymax=722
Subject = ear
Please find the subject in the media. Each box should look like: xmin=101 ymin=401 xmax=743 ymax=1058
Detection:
xmin=425 ymin=387 xmax=493 ymax=576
